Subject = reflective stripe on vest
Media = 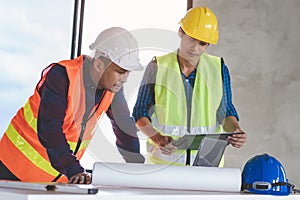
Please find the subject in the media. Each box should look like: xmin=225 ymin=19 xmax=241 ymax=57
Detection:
xmin=148 ymin=52 xmax=223 ymax=165
xmin=151 ymin=116 xmax=218 ymax=137
xmin=23 ymin=98 xmax=89 ymax=151
xmin=0 ymin=55 xmax=114 ymax=182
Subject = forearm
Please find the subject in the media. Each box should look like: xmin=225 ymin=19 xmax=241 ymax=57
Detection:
xmin=107 ymin=109 xmax=141 ymax=153
xmin=107 ymin=90 xmax=140 ymax=152
xmin=107 ymin=90 xmax=144 ymax=163
xmin=46 ymin=146 xmax=84 ymax=179
xmin=136 ymin=117 xmax=172 ymax=147
xmin=136 ymin=117 xmax=158 ymax=138
xmin=222 ymin=116 xmax=241 ymax=132
xmin=223 ymin=116 xmax=247 ymax=148
xmin=109 ymin=115 xmax=144 ymax=162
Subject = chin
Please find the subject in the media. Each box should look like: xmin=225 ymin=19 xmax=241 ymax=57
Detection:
xmin=109 ymin=87 xmax=121 ymax=93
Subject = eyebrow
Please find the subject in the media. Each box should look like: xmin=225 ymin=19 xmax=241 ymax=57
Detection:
xmin=118 ymin=68 xmax=127 ymax=72
xmin=185 ymin=33 xmax=209 ymax=46
xmin=114 ymin=65 xmax=128 ymax=73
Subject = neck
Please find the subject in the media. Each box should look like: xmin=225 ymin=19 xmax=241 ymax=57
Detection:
xmin=178 ymin=55 xmax=197 ymax=77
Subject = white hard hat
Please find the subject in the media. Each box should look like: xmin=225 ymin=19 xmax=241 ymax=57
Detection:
xmin=89 ymin=27 xmax=143 ymax=71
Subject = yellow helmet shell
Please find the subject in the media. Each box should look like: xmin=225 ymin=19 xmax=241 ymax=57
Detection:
xmin=179 ymin=7 xmax=219 ymax=44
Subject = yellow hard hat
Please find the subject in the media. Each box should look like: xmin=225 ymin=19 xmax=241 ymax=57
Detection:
xmin=179 ymin=7 xmax=219 ymax=44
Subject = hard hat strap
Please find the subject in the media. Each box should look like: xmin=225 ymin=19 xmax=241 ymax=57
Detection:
xmin=242 ymin=181 xmax=294 ymax=192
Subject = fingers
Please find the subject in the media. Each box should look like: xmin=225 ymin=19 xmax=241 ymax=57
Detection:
xmin=150 ymin=133 xmax=176 ymax=155
xmin=68 ymin=172 xmax=92 ymax=184
xmin=159 ymin=136 xmax=173 ymax=147
xmin=160 ymin=143 xmax=177 ymax=155
xmin=227 ymin=133 xmax=247 ymax=148
xmin=150 ymin=133 xmax=173 ymax=147
xmin=84 ymin=173 xmax=92 ymax=184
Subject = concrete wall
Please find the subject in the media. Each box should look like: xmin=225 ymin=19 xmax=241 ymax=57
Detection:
xmin=193 ymin=0 xmax=300 ymax=187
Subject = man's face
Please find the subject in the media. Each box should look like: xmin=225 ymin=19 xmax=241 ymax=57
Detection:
xmin=179 ymin=29 xmax=209 ymax=65
xmin=98 ymin=62 xmax=129 ymax=93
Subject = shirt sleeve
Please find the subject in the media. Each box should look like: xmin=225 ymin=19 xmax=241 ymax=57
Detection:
xmin=132 ymin=58 xmax=157 ymax=122
xmin=37 ymin=64 xmax=84 ymax=179
xmin=216 ymin=59 xmax=240 ymax=124
xmin=106 ymin=88 xmax=145 ymax=163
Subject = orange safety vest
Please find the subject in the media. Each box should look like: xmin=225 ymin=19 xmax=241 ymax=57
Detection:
xmin=0 ymin=55 xmax=114 ymax=182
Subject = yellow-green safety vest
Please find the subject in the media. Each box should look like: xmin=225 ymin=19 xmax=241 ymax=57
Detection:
xmin=148 ymin=51 xmax=224 ymax=165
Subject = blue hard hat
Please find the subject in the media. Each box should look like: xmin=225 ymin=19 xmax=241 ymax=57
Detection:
xmin=242 ymin=153 xmax=293 ymax=196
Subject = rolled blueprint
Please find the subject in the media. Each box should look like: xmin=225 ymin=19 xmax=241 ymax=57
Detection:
xmin=92 ymin=162 xmax=241 ymax=192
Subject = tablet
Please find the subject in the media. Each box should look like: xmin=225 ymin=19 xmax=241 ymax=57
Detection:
xmin=171 ymin=132 xmax=243 ymax=150
xmin=192 ymin=137 xmax=228 ymax=167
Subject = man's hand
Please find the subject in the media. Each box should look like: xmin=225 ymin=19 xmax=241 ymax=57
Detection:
xmin=136 ymin=117 xmax=177 ymax=155
xmin=223 ymin=116 xmax=247 ymax=148
xmin=227 ymin=129 xmax=247 ymax=148
xmin=150 ymin=132 xmax=172 ymax=147
xmin=68 ymin=172 xmax=92 ymax=184
xmin=150 ymin=133 xmax=177 ymax=155
xmin=159 ymin=143 xmax=177 ymax=155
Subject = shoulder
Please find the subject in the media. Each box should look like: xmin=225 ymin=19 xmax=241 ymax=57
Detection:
xmin=156 ymin=51 xmax=177 ymax=60
xmin=44 ymin=64 xmax=68 ymax=81
xmin=145 ymin=57 xmax=158 ymax=74
xmin=202 ymin=52 xmax=222 ymax=60
xmin=49 ymin=64 xmax=68 ymax=74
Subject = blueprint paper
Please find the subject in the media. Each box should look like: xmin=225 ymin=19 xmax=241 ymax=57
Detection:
xmin=92 ymin=162 xmax=241 ymax=192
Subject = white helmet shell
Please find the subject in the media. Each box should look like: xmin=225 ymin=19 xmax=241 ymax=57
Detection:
xmin=89 ymin=27 xmax=143 ymax=71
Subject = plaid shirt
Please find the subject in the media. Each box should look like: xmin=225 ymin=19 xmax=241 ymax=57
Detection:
xmin=132 ymin=57 xmax=239 ymax=127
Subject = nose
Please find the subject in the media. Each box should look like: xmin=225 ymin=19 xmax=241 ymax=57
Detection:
xmin=121 ymin=71 xmax=129 ymax=82
xmin=189 ymin=39 xmax=198 ymax=49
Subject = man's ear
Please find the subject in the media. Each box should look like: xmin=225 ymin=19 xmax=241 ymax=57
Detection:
xmin=178 ymin=27 xmax=183 ymax=38
xmin=93 ymin=58 xmax=105 ymax=73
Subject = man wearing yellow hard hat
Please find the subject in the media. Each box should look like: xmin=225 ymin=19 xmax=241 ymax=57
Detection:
xmin=133 ymin=7 xmax=247 ymax=165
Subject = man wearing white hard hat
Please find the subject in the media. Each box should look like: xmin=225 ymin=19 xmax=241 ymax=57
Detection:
xmin=0 ymin=27 xmax=144 ymax=184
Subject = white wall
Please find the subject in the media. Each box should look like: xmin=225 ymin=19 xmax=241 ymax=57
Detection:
xmin=193 ymin=0 xmax=300 ymax=187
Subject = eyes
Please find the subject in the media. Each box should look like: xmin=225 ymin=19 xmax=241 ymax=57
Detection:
xmin=184 ymin=33 xmax=209 ymax=46
xmin=114 ymin=68 xmax=129 ymax=76
xmin=116 ymin=68 xmax=128 ymax=74
xmin=181 ymin=29 xmax=209 ymax=46
xmin=187 ymin=37 xmax=208 ymax=46
xmin=198 ymin=41 xmax=209 ymax=46
xmin=108 ymin=62 xmax=129 ymax=74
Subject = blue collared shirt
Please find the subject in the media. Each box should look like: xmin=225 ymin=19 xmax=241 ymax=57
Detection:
xmin=132 ymin=57 xmax=239 ymax=127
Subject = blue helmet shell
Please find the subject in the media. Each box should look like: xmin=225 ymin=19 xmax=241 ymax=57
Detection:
xmin=242 ymin=153 xmax=291 ymax=195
